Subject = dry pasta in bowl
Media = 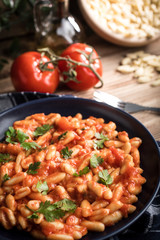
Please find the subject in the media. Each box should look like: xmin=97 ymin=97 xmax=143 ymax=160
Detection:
xmin=79 ymin=0 xmax=160 ymax=47
xmin=0 ymin=112 xmax=146 ymax=240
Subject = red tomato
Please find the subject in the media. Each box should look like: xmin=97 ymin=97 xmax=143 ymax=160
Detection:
xmin=58 ymin=43 xmax=103 ymax=91
xmin=10 ymin=51 xmax=59 ymax=93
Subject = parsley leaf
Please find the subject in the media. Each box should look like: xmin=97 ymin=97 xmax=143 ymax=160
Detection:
xmin=98 ymin=170 xmax=113 ymax=186
xmin=94 ymin=139 xmax=105 ymax=149
xmin=27 ymin=201 xmax=53 ymax=220
xmin=73 ymin=166 xmax=90 ymax=177
xmin=54 ymin=199 xmax=77 ymax=212
xmin=94 ymin=132 xmax=109 ymax=149
xmin=36 ymin=181 xmax=48 ymax=195
xmin=60 ymin=147 xmax=73 ymax=159
xmin=58 ymin=131 xmax=68 ymax=140
xmin=33 ymin=124 xmax=53 ymax=137
xmin=90 ymin=154 xmax=104 ymax=168
xmin=3 ymin=174 xmax=10 ymax=182
xmin=5 ymin=127 xmax=42 ymax=151
xmin=27 ymin=213 xmax=39 ymax=219
xmin=5 ymin=127 xmax=29 ymax=144
xmin=45 ymin=209 xmax=66 ymax=222
xmin=5 ymin=127 xmax=40 ymax=152
xmin=0 ymin=153 xmax=12 ymax=163
xmin=27 ymin=162 xmax=41 ymax=175
xmin=95 ymin=132 xmax=109 ymax=140
xmin=5 ymin=127 xmax=17 ymax=144
xmin=17 ymin=130 xmax=29 ymax=143
xmin=21 ymin=142 xmax=41 ymax=151
xmin=27 ymin=199 xmax=76 ymax=222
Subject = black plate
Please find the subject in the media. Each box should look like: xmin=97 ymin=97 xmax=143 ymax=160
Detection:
xmin=0 ymin=96 xmax=160 ymax=240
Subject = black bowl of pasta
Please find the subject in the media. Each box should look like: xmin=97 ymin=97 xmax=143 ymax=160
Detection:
xmin=0 ymin=96 xmax=159 ymax=240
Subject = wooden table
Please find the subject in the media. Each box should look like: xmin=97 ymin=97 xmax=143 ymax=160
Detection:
xmin=0 ymin=15 xmax=160 ymax=141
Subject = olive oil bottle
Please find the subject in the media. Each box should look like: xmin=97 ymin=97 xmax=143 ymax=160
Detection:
xmin=34 ymin=0 xmax=85 ymax=54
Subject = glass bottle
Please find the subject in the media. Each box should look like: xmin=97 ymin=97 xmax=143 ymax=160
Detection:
xmin=34 ymin=0 xmax=85 ymax=54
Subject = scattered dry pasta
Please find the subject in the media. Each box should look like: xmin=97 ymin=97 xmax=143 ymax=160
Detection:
xmin=86 ymin=0 xmax=160 ymax=39
xmin=117 ymin=50 xmax=160 ymax=86
xmin=0 ymin=113 xmax=146 ymax=239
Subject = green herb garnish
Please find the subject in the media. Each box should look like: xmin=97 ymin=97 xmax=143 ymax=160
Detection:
xmin=0 ymin=153 xmax=12 ymax=163
xmin=33 ymin=124 xmax=53 ymax=137
xmin=17 ymin=130 xmax=29 ymax=143
xmin=90 ymin=154 xmax=104 ymax=168
xmin=94 ymin=132 xmax=109 ymax=149
xmin=5 ymin=127 xmax=17 ymax=144
xmin=60 ymin=146 xmax=73 ymax=159
xmin=21 ymin=141 xmax=41 ymax=151
xmin=54 ymin=198 xmax=76 ymax=212
xmin=98 ymin=170 xmax=113 ymax=186
xmin=58 ymin=131 xmax=68 ymax=140
xmin=5 ymin=127 xmax=29 ymax=144
xmin=3 ymin=174 xmax=10 ymax=182
xmin=36 ymin=181 xmax=49 ymax=195
xmin=27 ymin=212 xmax=39 ymax=219
xmin=5 ymin=127 xmax=41 ymax=151
xmin=27 ymin=162 xmax=41 ymax=175
xmin=27 ymin=199 xmax=76 ymax=222
xmin=73 ymin=166 xmax=90 ymax=177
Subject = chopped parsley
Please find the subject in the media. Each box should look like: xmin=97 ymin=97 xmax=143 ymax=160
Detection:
xmin=5 ymin=127 xmax=29 ymax=144
xmin=94 ymin=132 xmax=109 ymax=149
xmin=60 ymin=146 xmax=73 ymax=159
xmin=36 ymin=181 xmax=48 ymax=195
xmin=33 ymin=124 xmax=53 ymax=137
xmin=27 ymin=199 xmax=77 ymax=222
xmin=5 ymin=127 xmax=41 ymax=151
xmin=0 ymin=153 xmax=12 ymax=163
xmin=17 ymin=130 xmax=29 ymax=143
xmin=58 ymin=131 xmax=68 ymax=140
xmin=90 ymin=154 xmax=104 ymax=168
xmin=21 ymin=142 xmax=41 ymax=151
xmin=5 ymin=127 xmax=17 ymax=144
xmin=3 ymin=174 xmax=10 ymax=182
xmin=27 ymin=213 xmax=39 ymax=219
xmin=27 ymin=162 xmax=41 ymax=175
xmin=73 ymin=166 xmax=90 ymax=177
xmin=98 ymin=170 xmax=113 ymax=186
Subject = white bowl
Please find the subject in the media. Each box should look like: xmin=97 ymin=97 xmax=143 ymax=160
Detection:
xmin=78 ymin=0 xmax=160 ymax=47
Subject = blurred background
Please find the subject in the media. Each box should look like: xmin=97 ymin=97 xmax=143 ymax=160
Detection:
xmin=0 ymin=0 xmax=88 ymax=57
